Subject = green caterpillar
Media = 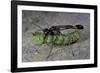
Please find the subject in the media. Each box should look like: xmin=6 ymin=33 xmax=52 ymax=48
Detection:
xmin=32 ymin=30 xmax=80 ymax=45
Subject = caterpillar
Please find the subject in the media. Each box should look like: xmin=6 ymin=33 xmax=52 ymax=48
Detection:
xmin=32 ymin=30 xmax=80 ymax=45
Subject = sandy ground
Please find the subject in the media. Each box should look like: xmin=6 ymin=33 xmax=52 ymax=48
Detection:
xmin=22 ymin=10 xmax=90 ymax=62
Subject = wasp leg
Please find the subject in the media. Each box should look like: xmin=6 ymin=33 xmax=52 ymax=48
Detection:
xmin=71 ymin=48 xmax=76 ymax=57
xmin=68 ymin=44 xmax=77 ymax=57
xmin=45 ymin=35 xmax=55 ymax=60
xmin=46 ymin=44 xmax=54 ymax=60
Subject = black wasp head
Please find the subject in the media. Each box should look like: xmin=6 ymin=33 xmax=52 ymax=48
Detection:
xmin=43 ymin=28 xmax=49 ymax=33
xmin=75 ymin=25 xmax=84 ymax=30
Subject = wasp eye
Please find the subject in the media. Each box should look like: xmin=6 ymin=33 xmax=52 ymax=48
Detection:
xmin=75 ymin=25 xmax=84 ymax=29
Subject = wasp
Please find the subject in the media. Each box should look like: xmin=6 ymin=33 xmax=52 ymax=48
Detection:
xmin=32 ymin=24 xmax=84 ymax=45
xmin=32 ymin=24 xmax=84 ymax=59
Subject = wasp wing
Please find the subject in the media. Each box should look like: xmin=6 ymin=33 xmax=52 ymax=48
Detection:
xmin=51 ymin=25 xmax=75 ymax=30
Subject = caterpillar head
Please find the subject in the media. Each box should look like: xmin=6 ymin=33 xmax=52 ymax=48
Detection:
xmin=75 ymin=25 xmax=84 ymax=30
